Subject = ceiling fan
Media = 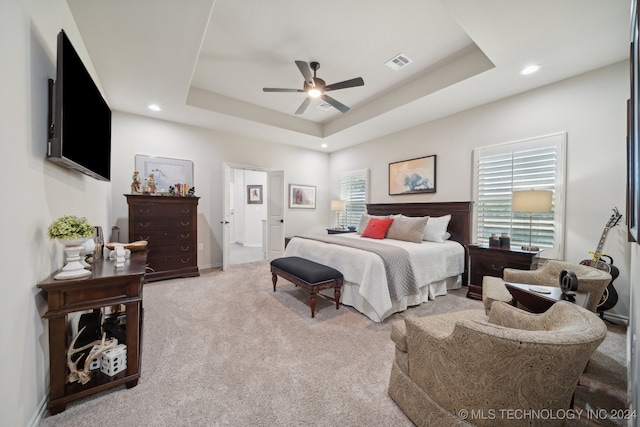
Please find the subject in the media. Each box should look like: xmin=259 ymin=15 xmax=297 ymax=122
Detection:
xmin=263 ymin=61 xmax=364 ymax=115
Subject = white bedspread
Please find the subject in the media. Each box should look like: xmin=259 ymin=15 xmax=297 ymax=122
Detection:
xmin=283 ymin=233 xmax=465 ymax=322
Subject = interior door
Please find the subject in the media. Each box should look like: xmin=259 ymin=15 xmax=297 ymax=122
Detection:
xmin=222 ymin=164 xmax=231 ymax=271
xmin=267 ymin=170 xmax=285 ymax=260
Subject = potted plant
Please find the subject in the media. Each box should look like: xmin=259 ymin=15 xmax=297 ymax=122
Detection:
xmin=48 ymin=215 xmax=94 ymax=279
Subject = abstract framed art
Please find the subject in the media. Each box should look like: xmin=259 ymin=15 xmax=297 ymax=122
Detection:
xmin=289 ymin=184 xmax=316 ymax=209
xmin=389 ymin=155 xmax=436 ymax=195
xmin=247 ymin=185 xmax=263 ymax=204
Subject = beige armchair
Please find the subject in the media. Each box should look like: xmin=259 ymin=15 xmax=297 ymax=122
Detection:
xmin=388 ymin=301 xmax=607 ymax=427
xmin=483 ymin=260 xmax=612 ymax=314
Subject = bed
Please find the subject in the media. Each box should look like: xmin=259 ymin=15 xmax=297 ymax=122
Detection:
xmin=283 ymin=202 xmax=473 ymax=322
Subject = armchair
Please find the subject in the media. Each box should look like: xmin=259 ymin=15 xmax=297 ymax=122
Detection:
xmin=388 ymin=301 xmax=607 ymax=426
xmin=483 ymin=260 xmax=612 ymax=314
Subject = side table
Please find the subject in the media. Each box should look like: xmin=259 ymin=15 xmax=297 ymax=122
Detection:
xmin=37 ymin=251 xmax=147 ymax=414
xmin=467 ymin=244 xmax=542 ymax=300
xmin=505 ymin=282 xmax=590 ymax=313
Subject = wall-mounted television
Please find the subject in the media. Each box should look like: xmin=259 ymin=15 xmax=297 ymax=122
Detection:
xmin=47 ymin=29 xmax=111 ymax=182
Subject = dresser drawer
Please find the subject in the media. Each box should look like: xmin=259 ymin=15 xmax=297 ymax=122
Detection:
xmin=130 ymin=204 xmax=196 ymax=219
xmin=131 ymin=218 xmax=195 ymax=232
xmin=148 ymin=242 xmax=196 ymax=257
xmin=147 ymin=254 xmax=197 ymax=271
xmin=130 ymin=229 xmax=195 ymax=244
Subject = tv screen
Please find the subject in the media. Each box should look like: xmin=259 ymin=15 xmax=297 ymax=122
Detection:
xmin=48 ymin=29 xmax=111 ymax=182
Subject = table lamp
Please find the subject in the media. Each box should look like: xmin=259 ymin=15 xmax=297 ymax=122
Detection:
xmin=331 ymin=199 xmax=346 ymax=230
xmin=512 ymin=189 xmax=552 ymax=251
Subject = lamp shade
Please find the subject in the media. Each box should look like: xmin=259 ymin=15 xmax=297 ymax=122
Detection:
xmin=331 ymin=199 xmax=346 ymax=211
xmin=512 ymin=190 xmax=552 ymax=213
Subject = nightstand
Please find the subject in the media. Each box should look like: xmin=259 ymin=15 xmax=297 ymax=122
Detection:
xmin=466 ymin=244 xmax=542 ymax=300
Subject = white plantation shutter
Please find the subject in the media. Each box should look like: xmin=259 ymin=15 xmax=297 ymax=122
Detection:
xmin=473 ymin=133 xmax=566 ymax=259
xmin=339 ymin=169 xmax=369 ymax=228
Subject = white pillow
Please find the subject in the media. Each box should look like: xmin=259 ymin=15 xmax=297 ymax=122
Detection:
xmin=423 ymin=214 xmax=451 ymax=242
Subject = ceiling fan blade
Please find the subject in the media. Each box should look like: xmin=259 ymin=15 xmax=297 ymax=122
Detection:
xmin=295 ymin=97 xmax=311 ymax=115
xmin=325 ymin=77 xmax=364 ymax=92
xmin=263 ymin=88 xmax=304 ymax=93
xmin=321 ymin=94 xmax=350 ymax=113
xmin=295 ymin=60 xmax=315 ymax=87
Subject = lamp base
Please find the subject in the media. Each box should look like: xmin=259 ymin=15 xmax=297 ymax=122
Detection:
xmin=521 ymin=245 xmax=540 ymax=252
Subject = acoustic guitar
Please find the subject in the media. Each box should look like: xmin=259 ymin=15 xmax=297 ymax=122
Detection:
xmin=579 ymin=208 xmax=622 ymax=313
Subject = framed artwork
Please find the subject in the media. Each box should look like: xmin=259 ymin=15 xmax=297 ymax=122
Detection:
xmin=289 ymin=184 xmax=316 ymax=209
xmin=134 ymin=155 xmax=193 ymax=194
xmin=247 ymin=185 xmax=263 ymax=204
xmin=389 ymin=155 xmax=437 ymax=195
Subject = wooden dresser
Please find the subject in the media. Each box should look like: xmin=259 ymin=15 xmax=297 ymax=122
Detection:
xmin=126 ymin=194 xmax=200 ymax=282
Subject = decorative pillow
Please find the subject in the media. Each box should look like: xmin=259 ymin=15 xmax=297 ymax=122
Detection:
xmin=356 ymin=214 xmax=390 ymax=234
xmin=424 ymin=214 xmax=452 ymax=242
xmin=361 ymin=217 xmax=394 ymax=239
xmin=387 ymin=216 xmax=429 ymax=243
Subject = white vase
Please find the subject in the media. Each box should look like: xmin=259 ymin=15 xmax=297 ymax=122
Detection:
xmin=54 ymin=238 xmax=92 ymax=280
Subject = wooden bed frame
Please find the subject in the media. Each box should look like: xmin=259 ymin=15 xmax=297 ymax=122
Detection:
xmin=366 ymin=201 xmax=473 ymax=283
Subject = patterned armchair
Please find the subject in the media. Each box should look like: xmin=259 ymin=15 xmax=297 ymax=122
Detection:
xmin=482 ymin=260 xmax=612 ymax=314
xmin=388 ymin=301 xmax=607 ymax=426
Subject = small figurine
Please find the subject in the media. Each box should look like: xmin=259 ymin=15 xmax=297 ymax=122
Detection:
xmin=188 ymin=187 xmax=196 ymax=197
xmin=148 ymin=173 xmax=156 ymax=194
xmin=131 ymin=171 xmax=141 ymax=193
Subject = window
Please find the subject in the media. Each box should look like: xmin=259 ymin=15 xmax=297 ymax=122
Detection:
xmin=339 ymin=169 xmax=369 ymax=228
xmin=473 ymin=133 xmax=566 ymax=259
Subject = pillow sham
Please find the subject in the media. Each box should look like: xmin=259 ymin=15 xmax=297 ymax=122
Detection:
xmin=361 ymin=217 xmax=394 ymax=239
xmin=386 ymin=216 xmax=429 ymax=243
xmin=424 ymin=214 xmax=452 ymax=243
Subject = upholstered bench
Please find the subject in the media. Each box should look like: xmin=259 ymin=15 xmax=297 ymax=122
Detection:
xmin=270 ymin=256 xmax=343 ymax=318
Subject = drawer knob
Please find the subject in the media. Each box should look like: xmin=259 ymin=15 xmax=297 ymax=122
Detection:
xmin=180 ymin=246 xmax=190 ymax=251
xmin=139 ymin=222 xmax=150 ymax=228
xmin=181 ymin=209 xmax=191 ymax=214
xmin=181 ymin=221 xmax=190 ymax=226
xmin=491 ymin=264 xmax=504 ymax=272
xmin=139 ymin=208 xmax=151 ymax=214
xmin=181 ymin=233 xmax=190 ymax=239
xmin=181 ymin=258 xmax=191 ymax=264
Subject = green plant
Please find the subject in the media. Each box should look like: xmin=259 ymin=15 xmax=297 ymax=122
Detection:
xmin=47 ymin=215 xmax=94 ymax=240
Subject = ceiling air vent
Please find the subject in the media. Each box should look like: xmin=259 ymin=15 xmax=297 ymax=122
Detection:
xmin=385 ymin=53 xmax=412 ymax=71
xmin=316 ymin=102 xmax=333 ymax=111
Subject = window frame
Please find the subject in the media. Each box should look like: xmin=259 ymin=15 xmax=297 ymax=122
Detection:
xmin=472 ymin=132 xmax=567 ymax=259
xmin=339 ymin=168 xmax=370 ymax=229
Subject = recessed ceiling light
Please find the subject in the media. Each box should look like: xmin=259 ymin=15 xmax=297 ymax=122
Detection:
xmin=148 ymin=104 xmax=161 ymax=111
xmin=521 ymin=64 xmax=541 ymax=75
xmin=321 ymin=143 xmax=328 ymax=148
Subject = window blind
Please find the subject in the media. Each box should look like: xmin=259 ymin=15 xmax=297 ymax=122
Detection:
xmin=473 ymin=133 xmax=566 ymax=258
xmin=339 ymin=169 xmax=369 ymax=228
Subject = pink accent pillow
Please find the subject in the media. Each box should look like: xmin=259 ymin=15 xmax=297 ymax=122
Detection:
xmin=361 ymin=217 xmax=394 ymax=239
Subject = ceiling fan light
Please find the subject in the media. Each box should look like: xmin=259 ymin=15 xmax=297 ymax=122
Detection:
xmin=308 ymin=88 xmax=322 ymax=98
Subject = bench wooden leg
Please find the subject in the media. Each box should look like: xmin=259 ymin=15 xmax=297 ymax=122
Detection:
xmin=309 ymin=291 xmax=317 ymax=318
xmin=272 ymin=273 xmax=277 ymax=291
xmin=334 ymin=286 xmax=341 ymax=310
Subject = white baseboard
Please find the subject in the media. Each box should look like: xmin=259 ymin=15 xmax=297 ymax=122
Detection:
xmin=28 ymin=392 xmax=48 ymax=427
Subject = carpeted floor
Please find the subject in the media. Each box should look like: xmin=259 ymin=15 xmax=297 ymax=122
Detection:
xmin=38 ymin=261 xmax=628 ymax=426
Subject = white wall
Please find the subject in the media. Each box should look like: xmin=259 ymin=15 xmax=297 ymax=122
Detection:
xmin=330 ymin=61 xmax=632 ymax=322
xmin=1 ymin=1 xmax=114 ymax=425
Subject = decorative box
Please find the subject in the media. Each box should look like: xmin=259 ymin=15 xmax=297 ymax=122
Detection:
xmin=100 ymin=344 xmax=127 ymax=376
xmin=88 ymin=344 xmax=102 ymax=371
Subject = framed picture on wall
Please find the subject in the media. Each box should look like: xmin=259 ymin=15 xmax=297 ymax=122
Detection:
xmin=134 ymin=155 xmax=193 ymax=194
xmin=289 ymin=184 xmax=316 ymax=209
xmin=389 ymin=155 xmax=437 ymax=195
xmin=247 ymin=185 xmax=263 ymax=204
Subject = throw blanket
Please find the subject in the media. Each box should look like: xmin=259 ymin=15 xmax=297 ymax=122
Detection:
xmin=295 ymin=234 xmax=419 ymax=300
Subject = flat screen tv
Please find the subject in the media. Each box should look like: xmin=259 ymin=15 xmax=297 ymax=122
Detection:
xmin=47 ymin=29 xmax=111 ymax=182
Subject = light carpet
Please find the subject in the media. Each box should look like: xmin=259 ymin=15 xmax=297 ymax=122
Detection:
xmin=38 ymin=261 xmax=627 ymax=426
